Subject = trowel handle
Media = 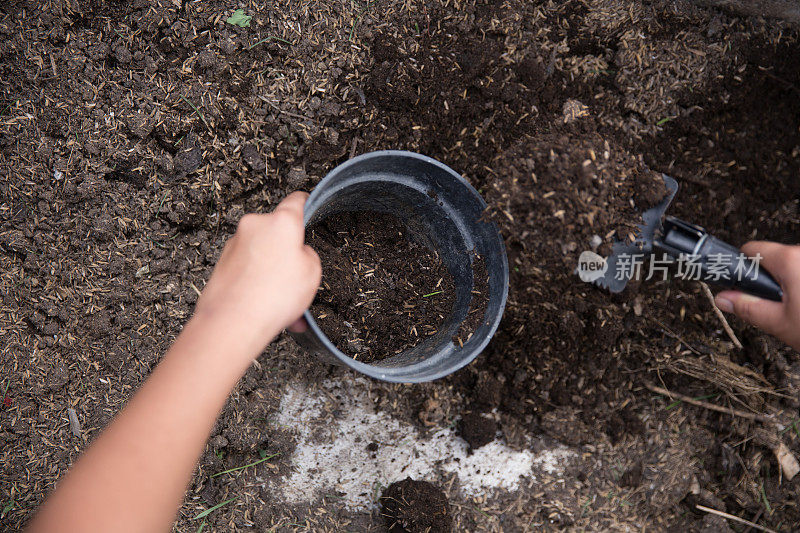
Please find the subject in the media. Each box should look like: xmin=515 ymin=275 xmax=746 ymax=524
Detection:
xmin=654 ymin=216 xmax=783 ymax=302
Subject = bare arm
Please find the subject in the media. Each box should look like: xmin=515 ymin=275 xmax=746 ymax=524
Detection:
xmin=27 ymin=192 xmax=321 ymax=533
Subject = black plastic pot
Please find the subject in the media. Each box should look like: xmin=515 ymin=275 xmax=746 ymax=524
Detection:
xmin=292 ymin=151 xmax=508 ymax=383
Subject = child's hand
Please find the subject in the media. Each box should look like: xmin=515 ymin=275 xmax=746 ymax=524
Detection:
xmin=715 ymin=241 xmax=800 ymax=350
xmin=194 ymin=191 xmax=321 ymax=356
xmin=27 ymin=192 xmax=321 ymax=533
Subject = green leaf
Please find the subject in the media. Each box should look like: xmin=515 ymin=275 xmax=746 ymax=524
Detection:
xmin=194 ymin=496 xmax=238 ymax=520
xmin=760 ymin=483 xmax=772 ymax=515
xmin=226 ymin=9 xmax=251 ymax=28
xmin=210 ymin=452 xmax=280 ymax=478
xmin=1 ymin=499 xmax=15 ymax=518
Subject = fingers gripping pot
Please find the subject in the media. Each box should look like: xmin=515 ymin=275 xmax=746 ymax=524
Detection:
xmin=291 ymin=151 xmax=508 ymax=383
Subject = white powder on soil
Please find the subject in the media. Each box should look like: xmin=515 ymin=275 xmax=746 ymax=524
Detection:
xmin=271 ymin=378 xmax=574 ymax=510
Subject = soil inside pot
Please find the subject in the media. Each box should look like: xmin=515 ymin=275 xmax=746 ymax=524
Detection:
xmin=307 ymin=210 xmax=456 ymax=363
xmin=453 ymin=253 xmax=489 ymax=347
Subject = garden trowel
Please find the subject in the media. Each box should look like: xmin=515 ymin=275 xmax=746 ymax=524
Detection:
xmin=590 ymin=175 xmax=783 ymax=301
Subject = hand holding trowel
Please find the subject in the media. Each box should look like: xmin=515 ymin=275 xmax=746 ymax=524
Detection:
xmin=590 ymin=175 xmax=783 ymax=301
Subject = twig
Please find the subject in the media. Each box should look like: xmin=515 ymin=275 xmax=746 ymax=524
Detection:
xmin=742 ymin=509 xmax=764 ymax=533
xmin=258 ymin=96 xmax=314 ymax=121
xmin=700 ymin=282 xmax=742 ymax=349
xmin=644 ymin=381 xmax=774 ymax=423
xmin=649 ymin=317 xmax=702 ymax=355
xmin=695 ymin=505 xmax=777 ymax=533
xmin=189 ymin=282 xmax=202 ymax=297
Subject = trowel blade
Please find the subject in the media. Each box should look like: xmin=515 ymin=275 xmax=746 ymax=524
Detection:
xmin=591 ymin=175 xmax=680 ymax=293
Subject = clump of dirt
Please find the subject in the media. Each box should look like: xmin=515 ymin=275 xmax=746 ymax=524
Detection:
xmin=380 ymin=477 xmax=452 ymax=533
xmin=457 ymin=412 xmax=498 ymax=452
xmin=308 ymin=211 xmax=456 ymax=363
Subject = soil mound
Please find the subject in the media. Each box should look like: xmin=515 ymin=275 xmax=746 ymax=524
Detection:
xmin=457 ymin=412 xmax=498 ymax=452
xmin=381 ymin=477 xmax=452 ymax=533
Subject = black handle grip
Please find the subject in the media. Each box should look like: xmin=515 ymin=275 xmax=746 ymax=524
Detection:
xmin=654 ymin=217 xmax=783 ymax=301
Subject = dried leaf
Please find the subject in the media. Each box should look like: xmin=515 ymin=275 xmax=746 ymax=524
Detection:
xmin=775 ymin=442 xmax=800 ymax=480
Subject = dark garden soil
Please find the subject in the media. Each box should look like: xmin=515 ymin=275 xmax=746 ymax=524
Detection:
xmin=2 ymin=0 xmax=800 ymax=531
xmin=380 ymin=477 xmax=452 ymax=533
xmin=308 ymin=210 xmax=455 ymax=363
xmin=457 ymin=412 xmax=498 ymax=452
xmin=453 ymin=253 xmax=489 ymax=347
